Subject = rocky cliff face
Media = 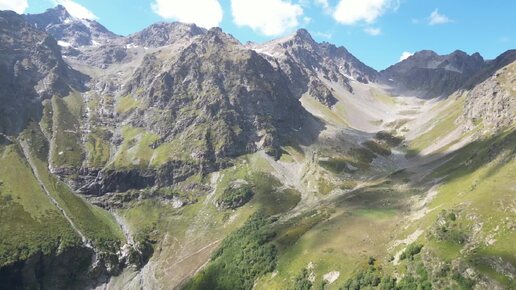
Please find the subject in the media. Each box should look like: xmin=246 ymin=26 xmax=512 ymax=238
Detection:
xmin=381 ymin=50 xmax=485 ymax=98
xmin=25 ymin=5 xmax=119 ymax=47
xmin=123 ymin=28 xmax=309 ymax=158
xmin=0 ymin=10 xmax=85 ymax=135
xmin=71 ymin=28 xmax=316 ymax=196
xmin=462 ymin=52 xmax=516 ymax=131
xmin=249 ymin=29 xmax=378 ymax=107
xmin=125 ymin=22 xmax=206 ymax=48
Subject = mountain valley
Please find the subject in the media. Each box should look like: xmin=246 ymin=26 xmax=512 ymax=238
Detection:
xmin=0 ymin=5 xmax=515 ymax=290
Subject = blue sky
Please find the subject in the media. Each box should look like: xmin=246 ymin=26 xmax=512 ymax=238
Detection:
xmin=2 ymin=0 xmax=515 ymax=70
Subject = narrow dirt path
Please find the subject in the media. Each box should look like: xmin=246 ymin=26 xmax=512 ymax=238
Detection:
xmin=19 ymin=140 xmax=92 ymax=249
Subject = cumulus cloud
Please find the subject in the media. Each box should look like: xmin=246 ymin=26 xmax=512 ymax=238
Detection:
xmin=0 ymin=0 xmax=28 ymax=14
xmin=231 ymin=0 xmax=303 ymax=36
xmin=428 ymin=9 xmax=452 ymax=25
xmin=55 ymin=0 xmax=98 ymax=20
xmin=151 ymin=0 xmax=223 ymax=28
xmin=364 ymin=27 xmax=381 ymax=36
xmin=399 ymin=51 xmax=413 ymax=62
xmin=333 ymin=0 xmax=393 ymax=25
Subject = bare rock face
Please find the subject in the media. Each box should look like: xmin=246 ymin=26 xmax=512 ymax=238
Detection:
xmin=381 ymin=50 xmax=485 ymax=98
xmin=24 ymin=5 xmax=119 ymax=48
xmin=122 ymin=28 xmax=311 ymax=161
xmin=125 ymin=22 xmax=206 ymax=48
xmin=249 ymin=29 xmax=378 ymax=107
xmin=0 ymin=10 xmax=85 ymax=134
xmin=462 ymin=58 xmax=516 ymax=132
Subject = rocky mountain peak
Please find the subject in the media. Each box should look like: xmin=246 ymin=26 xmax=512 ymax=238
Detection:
xmin=126 ymin=22 xmax=206 ymax=48
xmin=201 ymin=27 xmax=240 ymax=47
xmin=380 ymin=49 xmax=486 ymax=97
xmin=0 ymin=10 xmax=85 ymax=134
xmin=25 ymin=5 xmax=71 ymax=27
xmin=24 ymin=5 xmax=119 ymax=47
xmin=291 ymin=28 xmax=316 ymax=44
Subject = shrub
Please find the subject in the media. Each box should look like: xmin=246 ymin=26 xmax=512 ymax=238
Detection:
xmin=185 ymin=212 xmax=277 ymax=290
xmin=217 ymin=183 xmax=254 ymax=209
xmin=292 ymin=268 xmax=312 ymax=290
xmin=400 ymin=243 xmax=423 ymax=260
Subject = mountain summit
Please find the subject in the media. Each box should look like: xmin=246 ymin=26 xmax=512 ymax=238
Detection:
xmin=25 ymin=5 xmax=119 ymax=47
xmin=380 ymin=49 xmax=485 ymax=97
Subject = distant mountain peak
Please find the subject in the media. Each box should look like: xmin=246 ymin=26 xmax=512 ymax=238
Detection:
xmin=125 ymin=21 xmax=207 ymax=48
xmin=24 ymin=5 xmax=118 ymax=48
xmin=293 ymin=28 xmax=314 ymax=41
xmin=381 ymin=49 xmax=486 ymax=97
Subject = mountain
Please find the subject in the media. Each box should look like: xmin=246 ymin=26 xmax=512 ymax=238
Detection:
xmin=126 ymin=22 xmax=206 ymax=48
xmin=0 ymin=5 xmax=515 ymax=290
xmin=24 ymin=5 xmax=119 ymax=47
xmin=249 ymin=29 xmax=378 ymax=107
xmin=381 ymin=49 xmax=485 ymax=97
xmin=0 ymin=10 xmax=85 ymax=135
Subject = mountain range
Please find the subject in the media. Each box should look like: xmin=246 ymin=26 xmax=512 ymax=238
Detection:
xmin=0 ymin=5 xmax=515 ymax=290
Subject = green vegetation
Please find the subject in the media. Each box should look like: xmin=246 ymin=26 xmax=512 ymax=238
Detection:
xmin=116 ymin=95 xmax=141 ymax=114
xmin=429 ymin=210 xmax=468 ymax=245
xmin=348 ymin=147 xmax=376 ymax=168
xmin=399 ymin=243 xmax=423 ymax=260
xmin=370 ymin=89 xmax=396 ymax=106
xmin=375 ymin=131 xmax=403 ymax=147
xmin=341 ymin=262 xmax=396 ymax=290
xmin=21 ymin=126 xmax=124 ymax=252
xmin=63 ymin=91 xmax=84 ymax=118
xmin=49 ymin=96 xmax=84 ymax=168
xmin=184 ymin=213 xmax=277 ymax=290
xmin=317 ymin=178 xmax=334 ymax=195
xmin=407 ymin=96 xmax=465 ymax=156
xmin=214 ymin=163 xmax=300 ymax=216
xmin=292 ymin=268 xmax=313 ymax=290
xmin=217 ymin=182 xmax=254 ymax=209
xmin=84 ymin=128 xmax=111 ymax=168
xmin=339 ymin=179 xmax=358 ymax=190
xmin=318 ymin=145 xmax=378 ymax=174
xmin=319 ymin=157 xmax=351 ymax=174
xmin=0 ymin=144 xmax=80 ymax=266
xmin=362 ymin=140 xmax=391 ymax=156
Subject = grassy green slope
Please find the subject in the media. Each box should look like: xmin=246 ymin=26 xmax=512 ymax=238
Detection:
xmin=0 ymin=143 xmax=81 ymax=266
xmin=20 ymin=124 xmax=124 ymax=251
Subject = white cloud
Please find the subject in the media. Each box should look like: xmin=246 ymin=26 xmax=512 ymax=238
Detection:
xmin=231 ymin=0 xmax=303 ymax=36
xmin=333 ymin=0 xmax=392 ymax=25
xmin=55 ymin=0 xmax=98 ymax=20
xmin=399 ymin=51 xmax=413 ymax=61
xmin=314 ymin=0 xmax=331 ymax=14
xmin=314 ymin=0 xmax=329 ymax=7
xmin=151 ymin=0 xmax=223 ymax=28
xmin=0 ymin=0 xmax=28 ymax=14
xmin=364 ymin=27 xmax=381 ymax=36
xmin=314 ymin=31 xmax=332 ymax=39
xmin=428 ymin=9 xmax=451 ymax=25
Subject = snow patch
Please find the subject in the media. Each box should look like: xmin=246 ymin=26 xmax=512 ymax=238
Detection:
xmin=126 ymin=43 xmax=139 ymax=49
xmin=323 ymin=271 xmax=340 ymax=284
xmin=57 ymin=40 xmax=72 ymax=47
